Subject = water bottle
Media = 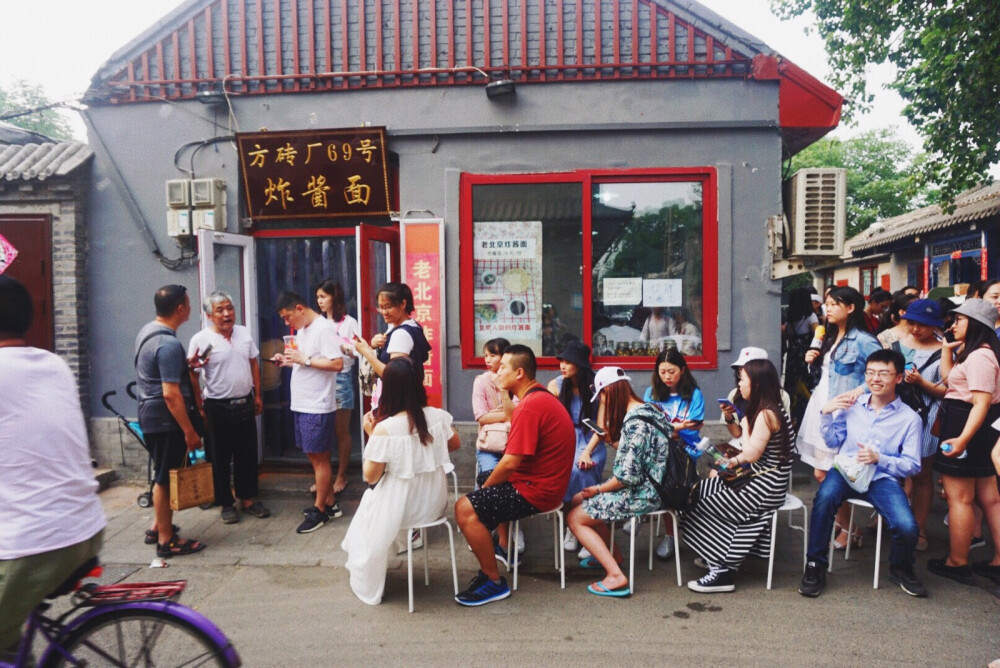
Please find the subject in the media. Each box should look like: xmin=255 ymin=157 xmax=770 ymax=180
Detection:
xmin=687 ymin=436 xmax=727 ymax=463
xmin=681 ymin=434 xmax=711 ymax=459
xmin=940 ymin=443 xmax=968 ymax=459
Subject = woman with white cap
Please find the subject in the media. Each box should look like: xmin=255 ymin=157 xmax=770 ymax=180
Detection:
xmin=720 ymin=347 xmax=791 ymax=442
xmin=565 ymin=367 xmax=672 ymax=597
xmin=927 ymin=298 xmax=1000 ymax=586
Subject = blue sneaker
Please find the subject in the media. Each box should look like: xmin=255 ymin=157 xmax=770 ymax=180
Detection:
xmin=494 ymin=543 xmax=521 ymax=568
xmin=455 ymin=571 xmax=511 ymax=607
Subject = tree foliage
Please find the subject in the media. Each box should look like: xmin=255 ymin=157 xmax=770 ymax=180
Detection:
xmin=0 ymin=78 xmax=74 ymax=141
xmin=787 ymin=127 xmax=929 ymax=239
xmin=771 ymin=0 xmax=1000 ymax=207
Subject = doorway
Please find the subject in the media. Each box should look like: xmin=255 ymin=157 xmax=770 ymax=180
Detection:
xmin=0 ymin=215 xmax=53 ymax=350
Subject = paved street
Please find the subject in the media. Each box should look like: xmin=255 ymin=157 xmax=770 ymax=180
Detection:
xmin=84 ymin=475 xmax=999 ymax=667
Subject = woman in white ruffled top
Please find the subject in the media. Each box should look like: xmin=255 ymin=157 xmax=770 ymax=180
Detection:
xmin=341 ymin=358 xmax=460 ymax=605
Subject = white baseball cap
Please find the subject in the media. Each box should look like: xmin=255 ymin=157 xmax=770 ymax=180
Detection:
xmin=731 ymin=346 xmax=769 ymax=368
xmin=592 ymin=366 xmax=632 ymax=400
xmin=810 ymin=294 xmax=823 ymax=303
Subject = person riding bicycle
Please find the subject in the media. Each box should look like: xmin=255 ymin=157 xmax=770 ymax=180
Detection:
xmin=0 ymin=276 xmax=107 ymax=661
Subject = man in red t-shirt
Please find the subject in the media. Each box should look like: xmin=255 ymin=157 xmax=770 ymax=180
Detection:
xmin=454 ymin=344 xmax=576 ymax=606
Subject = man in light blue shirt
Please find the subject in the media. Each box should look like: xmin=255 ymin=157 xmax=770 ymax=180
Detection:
xmin=799 ymin=349 xmax=926 ymax=598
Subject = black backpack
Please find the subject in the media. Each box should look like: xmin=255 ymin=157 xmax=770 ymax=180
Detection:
xmin=635 ymin=413 xmax=700 ymax=512
xmin=891 ymin=342 xmax=941 ymax=425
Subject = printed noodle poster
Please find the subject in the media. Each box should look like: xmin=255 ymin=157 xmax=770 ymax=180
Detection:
xmin=473 ymin=221 xmax=543 ymax=356
xmin=0 ymin=233 xmax=18 ymax=275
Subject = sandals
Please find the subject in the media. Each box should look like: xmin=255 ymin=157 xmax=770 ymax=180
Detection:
xmin=333 ymin=479 xmax=350 ymax=495
xmin=156 ymin=536 xmax=206 ymax=558
xmin=144 ymin=524 xmax=179 ymax=545
xmin=832 ymin=522 xmax=862 ymax=551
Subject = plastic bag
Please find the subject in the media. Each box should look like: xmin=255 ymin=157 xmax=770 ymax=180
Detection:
xmin=833 ymin=452 xmax=875 ymax=493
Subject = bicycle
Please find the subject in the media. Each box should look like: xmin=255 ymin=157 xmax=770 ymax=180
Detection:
xmin=3 ymin=557 xmax=241 ymax=667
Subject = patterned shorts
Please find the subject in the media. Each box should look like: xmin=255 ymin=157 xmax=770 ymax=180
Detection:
xmin=466 ymin=478 xmax=539 ymax=532
xmin=293 ymin=411 xmax=337 ymax=454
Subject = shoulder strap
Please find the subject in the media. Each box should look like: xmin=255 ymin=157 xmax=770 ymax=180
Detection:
xmin=891 ymin=341 xmax=902 ymax=354
xmin=631 ymin=412 xmax=674 ymax=440
xmin=522 ymin=385 xmax=549 ymax=398
xmin=917 ymin=349 xmax=941 ymax=374
xmin=133 ymin=329 xmax=176 ymax=368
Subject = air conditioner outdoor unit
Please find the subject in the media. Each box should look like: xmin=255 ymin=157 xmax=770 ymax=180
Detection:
xmin=784 ymin=168 xmax=846 ymax=257
xmin=191 ymin=178 xmax=226 ymax=207
xmin=165 ymin=179 xmax=190 ymax=208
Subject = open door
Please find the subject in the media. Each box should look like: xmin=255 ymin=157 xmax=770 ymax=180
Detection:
xmin=356 ymin=224 xmax=399 ymax=426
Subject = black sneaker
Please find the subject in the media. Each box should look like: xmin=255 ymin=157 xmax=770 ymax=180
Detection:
xmin=493 ymin=543 xmax=521 ymax=568
xmin=455 ymin=571 xmax=511 ymax=607
xmin=888 ymin=566 xmax=928 ymax=597
xmin=296 ymin=507 xmax=330 ymax=534
xmin=970 ymin=535 xmax=987 ymax=550
xmin=687 ymin=566 xmax=735 ymax=593
xmin=799 ymin=561 xmax=826 ymax=597
xmin=301 ymin=503 xmax=342 ymax=518
xmin=971 ymin=561 xmax=1000 ymax=584
xmin=926 ymin=557 xmax=975 ymax=585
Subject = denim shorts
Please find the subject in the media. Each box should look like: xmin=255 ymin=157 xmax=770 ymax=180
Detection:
xmin=335 ymin=371 xmax=355 ymax=411
xmin=293 ymin=411 xmax=337 ymax=454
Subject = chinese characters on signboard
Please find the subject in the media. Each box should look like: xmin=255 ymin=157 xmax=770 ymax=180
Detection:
xmin=402 ymin=221 xmax=445 ymax=409
xmin=236 ymin=128 xmax=391 ymax=221
xmin=473 ymin=221 xmax=543 ymax=356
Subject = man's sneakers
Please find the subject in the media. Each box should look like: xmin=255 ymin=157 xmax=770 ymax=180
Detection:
xmin=455 ymin=570 xmax=511 ymax=606
xmin=798 ymin=561 xmax=826 ymax=597
xmin=655 ymin=536 xmax=675 ymax=561
xmin=494 ymin=543 xmax=521 ymax=569
xmin=221 ymin=505 xmax=239 ymax=524
xmin=688 ymin=566 xmax=735 ymax=593
xmin=515 ymin=527 xmax=526 ymax=555
xmin=888 ymin=566 xmax=928 ymax=597
xmin=970 ymin=535 xmax=987 ymax=551
xmin=301 ymin=503 xmax=343 ymax=519
xmin=296 ymin=507 xmax=330 ymax=534
xmin=563 ymin=528 xmax=579 ymax=552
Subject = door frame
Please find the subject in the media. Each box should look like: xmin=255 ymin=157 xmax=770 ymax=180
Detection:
xmin=197 ymin=229 xmax=258 ymax=339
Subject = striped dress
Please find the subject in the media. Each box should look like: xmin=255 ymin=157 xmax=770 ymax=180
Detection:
xmin=681 ymin=412 xmax=793 ymax=570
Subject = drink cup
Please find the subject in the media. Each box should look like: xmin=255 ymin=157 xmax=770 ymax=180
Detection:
xmin=283 ymin=334 xmax=297 ymax=350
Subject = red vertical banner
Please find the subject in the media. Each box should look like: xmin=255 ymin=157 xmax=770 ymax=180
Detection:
xmin=401 ymin=220 xmax=445 ymax=409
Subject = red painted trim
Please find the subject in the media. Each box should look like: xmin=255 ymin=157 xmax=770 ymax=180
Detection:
xmin=613 ymin=0 xmax=621 ymax=76
xmin=686 ymin=23 xmax=694 ymax=76
xmin=375 ymin=0 xmax=383 ymax=81
xmin=459 ymin=167 xmax=719 ymax=371
xmin=630 ymin=0 xmax=637 ymax=71
xmin=412 ymin=0 xmax=419 ymax=73
xmin=429 ymin=0 xmax=437 ymax=72
xmin=594 ymin=0 xmax=601 ymax=67
xmin=290 ymin=0 xmax=300 ymax=90
xmin=222 ymin=0 xmax=231 ymax=77
xmin=394 ymin=0 xmax=402 ymax=74
xmin=256 ymin=0 xmax=264 ymax=85
xmin=483 ymin=0 xmax=492 ymax=68
xmin=325 ymin=0 xmax=333 ymax=81
xmin=126 ymin=62 xmax=136 ymax=102
xmin=521 ymin=0 xmax=528 ymax=74
xmin=341 ymin=0 xmax=349 ymax=86
xmin=205 ymin=8 xmax=214 ymax=78
xmin=538 ymin=0 xmax=546 ymax=68
xmin=307 ymin=0 xmax=315 ymax=75
xmin=188 ymin=19 xmax=196 ymax=82
xmin=668 ymin=11 xmax=674 ymax=66
xmin=274 ymin=0 xmax=283 ymax=88
xmin=575 ymin=0 xmax=583 ymax=78
xmin=173 ymin=31 xmax=181 ymax=82
xmin=252 ymin=227 xmax=357 ymax=238
xmin=240 ymin=0 xmax=248 ymax=85
xmin=448 ymin=0 xmax=456 ymax=77
xmin=141 ymin=52 xmax=150 ymax=98
xmin=501 ymin=0 xmax=509 ymax=71
xmin=555 ymin=0 xmax=563 ymax=78
xmin=358 ymin=0 xmax=367 ymax=74
xmin=156 ymin=41 xmax=165 ymax=95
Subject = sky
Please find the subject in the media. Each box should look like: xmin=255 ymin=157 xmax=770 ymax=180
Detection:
xmin=0 ymin=0 xmax=918 ymax=150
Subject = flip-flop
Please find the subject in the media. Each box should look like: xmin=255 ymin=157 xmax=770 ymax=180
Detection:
xmin=333 ymin=480 xmax=350 ymax=494
xmin=587 ymin=581 xmax=631 ymax=597
xmin=579 ymin=556 xmax=622 ymax=570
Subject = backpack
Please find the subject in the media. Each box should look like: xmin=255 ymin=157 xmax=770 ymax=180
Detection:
xmin=890 ymin=342 xmax=941 ymax=425
xmin=380 ymin=323 xmax=430 ymax=381
xmin=635 ymin=412 xmax=700 ymax=512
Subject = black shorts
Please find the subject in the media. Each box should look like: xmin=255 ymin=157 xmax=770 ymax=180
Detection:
xmin=465 ymin=480 xmax=540 ymax=532
xmin=146 ymin=430 xmax=187 ymax=486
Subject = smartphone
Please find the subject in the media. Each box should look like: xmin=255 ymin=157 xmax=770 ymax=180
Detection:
xmin=717 ymin=398 xmax=735 ymax=409
xmin=198 ymin=344 xmax=213 ymax=360
xmin=933 ymin=332 xmax=945 ymax=342
xmin=904 ymin=362 xmax=916 ymax=372
xmin=581 ymin=418 xmax=606 ymax=437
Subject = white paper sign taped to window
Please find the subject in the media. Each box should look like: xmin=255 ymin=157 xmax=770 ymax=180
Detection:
xmin=643 ymin=279 xmax=682 ymax=307
xmin=603 ymin=278 xmax=643 ymax=305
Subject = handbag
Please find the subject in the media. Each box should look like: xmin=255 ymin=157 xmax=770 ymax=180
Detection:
xmin=718 ymin=465 xmax=779 ymax=491
xmin=476 ymin=423 xmax=510 ymax=453
xmin=168 ymin=458 xmax=215 ymax=511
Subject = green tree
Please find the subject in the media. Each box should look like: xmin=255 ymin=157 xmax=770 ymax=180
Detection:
xmin=787 ymin=127 xmax=928 ymax=239
xmin=771 ymin=0 xmax=1000 ymax=207
xmin=0 ymin=78 xmax=74 ymax=140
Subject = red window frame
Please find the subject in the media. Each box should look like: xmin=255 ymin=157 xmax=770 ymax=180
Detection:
xmin=859 ymin=265 xmax=878 ymax=298
xmin=459 ymin=167 xmax=718 ymax=371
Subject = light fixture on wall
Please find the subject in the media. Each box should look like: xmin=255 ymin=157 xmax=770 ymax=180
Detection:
xmin=485 ymin=78 xmax=516 ymax=99
xmin=195 ymin=82 xmax=227 ymax=105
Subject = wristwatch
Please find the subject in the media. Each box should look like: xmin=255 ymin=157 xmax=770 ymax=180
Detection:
xmin=304 ymin=357 xmax=312 ymax=367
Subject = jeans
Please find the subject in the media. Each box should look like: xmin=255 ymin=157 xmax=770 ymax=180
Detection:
xmin=476 ymin=450 xmax=502 ymax=484
xmin=806 ymin=469 xmax=919 ymax=569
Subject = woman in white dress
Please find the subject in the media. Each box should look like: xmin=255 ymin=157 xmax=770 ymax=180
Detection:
xmin=341 ymin=358 xmax=460 ymax=605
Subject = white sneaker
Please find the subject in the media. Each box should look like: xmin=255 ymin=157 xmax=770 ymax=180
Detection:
xmin=396 ymin=531 xmax=423 ymax=554
xmin=578 ymin=546 xmax=592 ymax=560
xmin=516 ymin=528 xmax=525 ymax=555
xmin=563 ymin=528 xmax=579 ymax=552
xmin=656 ymin=536 xmax=675 ymax=561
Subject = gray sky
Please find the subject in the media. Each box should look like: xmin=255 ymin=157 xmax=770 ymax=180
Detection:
xmin=0 ymin=0 xmax=918 ymax=150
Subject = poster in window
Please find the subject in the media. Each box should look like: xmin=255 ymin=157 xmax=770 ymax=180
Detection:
xmin=473 ymin=221 xmax=543 ymax=355
xmin=642 ymin=279 xmax=683 ymax=307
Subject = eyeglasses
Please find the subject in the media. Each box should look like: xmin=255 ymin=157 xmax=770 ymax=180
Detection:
xmin=864 ymin=370 xmax=898 ymax=379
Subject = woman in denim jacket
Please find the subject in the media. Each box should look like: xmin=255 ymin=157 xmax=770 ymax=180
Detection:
xmin=796 ymin=286 xmax=880 ymax=549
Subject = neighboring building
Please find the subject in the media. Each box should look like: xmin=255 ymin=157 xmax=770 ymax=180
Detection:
xmin=820 ymin=182 xmax=1000 ymax=297
xmin=81 ymin=0 xmax=841 ymax=469
xmin=0 ymin=122 xmax=93 ymax=412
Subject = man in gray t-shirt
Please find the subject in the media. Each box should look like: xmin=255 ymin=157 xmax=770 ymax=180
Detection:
xmin=134 ymin=285 xmax=206 ymax=558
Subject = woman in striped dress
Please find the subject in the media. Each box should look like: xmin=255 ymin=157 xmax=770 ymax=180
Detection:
xmin=682 ymin=358 xmax=795 ymax=593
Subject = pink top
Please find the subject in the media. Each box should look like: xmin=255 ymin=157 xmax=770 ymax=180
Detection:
xmin=945 ymin=347 xmax=1000 ymax=403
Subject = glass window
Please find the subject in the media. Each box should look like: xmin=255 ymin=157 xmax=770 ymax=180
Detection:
xmin=590 ymin=180 xmax=704 ymax=359
xmin=470 ymin=181 xmax=583 ymax=357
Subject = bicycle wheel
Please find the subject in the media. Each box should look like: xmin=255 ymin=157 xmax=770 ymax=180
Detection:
xmin=44 ymin=607 xmax=237 ymax=667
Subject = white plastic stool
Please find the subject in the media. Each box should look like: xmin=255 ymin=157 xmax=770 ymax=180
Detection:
xmin=827 ymin=498 xmax=883 ymax=589
xmin=767 ymin=492 xmax=808 ymax=590
xmin=508 ymin=506 xmax=565 ymax=590
xmin=610 ymin=509 xmax=683 ymax=591
xmin=405 ymin=516 xmax=459 ymax=612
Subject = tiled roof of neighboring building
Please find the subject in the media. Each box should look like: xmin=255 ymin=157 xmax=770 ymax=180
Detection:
xmin=847 ymin=181 xmax=1000 ymax=254
xmin=0 ymin=141 xmax=93 ymax=181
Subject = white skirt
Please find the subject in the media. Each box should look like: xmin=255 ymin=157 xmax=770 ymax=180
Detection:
xmin=796 ymin=368 xmax=836 ymax=471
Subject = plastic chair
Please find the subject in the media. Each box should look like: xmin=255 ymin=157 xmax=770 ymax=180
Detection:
xmin=405 ymin=516 xmax=459 ymax=612
xmin=610 ymin=509 xmax=683 ymax=592
xmin=827 ymin=498 xmax=883 ymax=589
xmin=507 ymin=506 xmax=565 ymax=590
xmin=767 ymin=492 xmax=808 ymax=589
